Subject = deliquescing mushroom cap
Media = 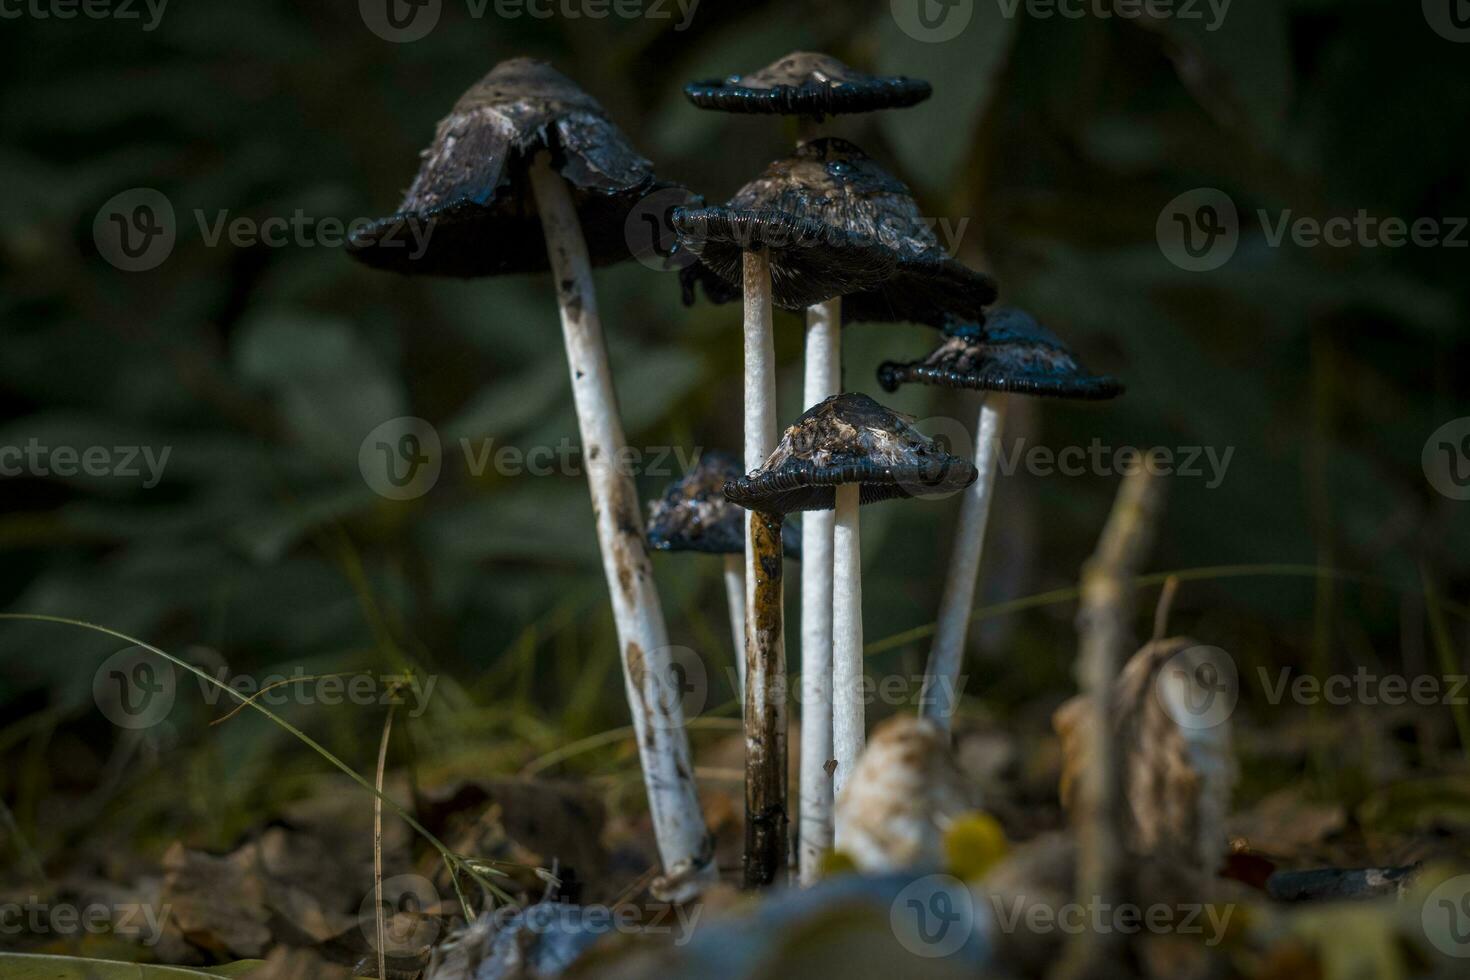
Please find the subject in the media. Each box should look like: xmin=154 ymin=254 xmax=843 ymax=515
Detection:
xmin=724 ymin=393 xmax=978 ymax=515
xmin=646 ymin=450 xmax=801 ymax=558
xmin=683 ymin=51 xmax=932 ymax=119
xmin=347 ymin=58 xmax=679 ymax=278
xmin=672 ymin=138 xmax=995 ymax=318
xmin=877 ymin=308 xmax=1125 ymax=400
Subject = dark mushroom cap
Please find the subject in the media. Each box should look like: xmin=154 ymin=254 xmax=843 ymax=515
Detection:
xmin=877 ymin=308 xmax=1125 ymax=400
xmin=347 ymin=58 xmax=678 ymax=278
xmin=671 ymin=138 xmax=995 ymax=316
xmin=684 ymin=51 xmax=931 ymax=119
xmin=724 ymin=393 xmax=978 ymax=515
xmin=646 ymin=450 xmax=801 ymax=558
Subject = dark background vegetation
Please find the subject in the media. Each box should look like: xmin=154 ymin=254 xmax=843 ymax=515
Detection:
xmin=2 ymin=0 xmax=1468 ymax=868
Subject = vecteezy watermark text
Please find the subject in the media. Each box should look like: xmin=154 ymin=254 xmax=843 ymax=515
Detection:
xmin=1 ymin=898 xmax=171 ymax=946
xmin=1158 ymin=188 xmax=1468 ymax=272
xmin=359 ymin=0 xmax=699 ymax=43
xmin=994 ymin=0 xmax=1230 ymax=31
xmin=359 ymin=416 xmax=710 ymax=501
xmin=0 ymin=0 xmax=167 ymax=30
xmin=0 ymin=439 xmax=170 ymax=488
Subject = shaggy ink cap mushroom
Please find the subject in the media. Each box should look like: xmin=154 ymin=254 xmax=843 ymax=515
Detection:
xmin=878 ymin=307 xmax=1125 ymax=400
xmin=724 ymin=392 xmax=978 ymax=515
xmin=683 ymin=51 xmax=932 ymax=119
xmin=646 ymin=450 xmax=801 ymax=558
xmin=673 ymin=138 xmax=995 ymax=318
xmin=347 ymin=58 xmax=684 ymax=277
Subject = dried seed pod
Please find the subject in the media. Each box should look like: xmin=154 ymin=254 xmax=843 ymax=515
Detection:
xmin=673 ymin=138 xmax=995 ymax=319
xmin=348 ymin=58 xmax=684 ymax=277
xmin=684 ymin=51 xmax=931 ymax=119
xmin=879 ymin=308 xmax=1124 ymax=400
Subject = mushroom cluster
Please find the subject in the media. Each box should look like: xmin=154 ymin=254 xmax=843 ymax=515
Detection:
xmin=351 ymin=50 xmax=1123 ymax=898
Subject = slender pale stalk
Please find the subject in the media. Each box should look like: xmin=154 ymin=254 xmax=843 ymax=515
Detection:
xmin=529 ymin=156 xmax=712 ymax=900
xmin=741 ymin=248 xmax=788 ymax=887
xmin=921 ymin=394 xmax=1008 ymax=729
xmin=830 ymin=482 xmax=864 ymax=812
xmin=798 ymin=297 xmax=840 ymax=883
xmin=722 ymin=552 xmax=746 ymax=697
xmin=1053 ymin=465 xmax=1165 ymax=980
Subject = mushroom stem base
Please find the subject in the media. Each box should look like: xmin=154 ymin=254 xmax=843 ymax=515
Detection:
xmin=529 ymin=156 xmax=712 ymax=900
xmin=798 ymin=298 xmax=840 ymax=884
xmin=921 ymin=394 xmax=1007 ymax=729
xmin=744 ymin=509 xmax=788 ymax=889
xmin=831 ymin=483 xmax=864 ymax=815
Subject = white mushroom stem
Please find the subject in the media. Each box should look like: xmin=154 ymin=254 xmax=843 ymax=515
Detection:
xmin=798 ymin=297 xmax=840 ymax=884
xmin=742 ymin=248 xmax=788 ymax=886
xmin=830 ymin=482 xmax=864 ymax=809
xmin=921 ymin=394 xmax=1008 ymax=729
xmin=723 ymin=552 xmax=746 ymax=698
xmin=528 ymin=156 xmax=712 ymax=899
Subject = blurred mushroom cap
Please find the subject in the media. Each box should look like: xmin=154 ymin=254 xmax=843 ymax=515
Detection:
xmin=724 ymin=392 xmax=978 ymax=514
xmin=684 ymin=51 xmax=931 ymax=118
xmin=348 ymin=58 xmax=681 ymax=277
xmin=672 ymin=138 xmax=995 ymax=316
xmin=646 ymin=450 xmax=801 ymax=558
xmin=834 ymin=715 xmax=975 ymax=873
xmin=878 ymin=307 xmax=1124 ymax=400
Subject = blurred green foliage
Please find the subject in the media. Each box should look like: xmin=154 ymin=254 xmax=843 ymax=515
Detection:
xmin=1 ymin=0 xmax=1467 ymax=859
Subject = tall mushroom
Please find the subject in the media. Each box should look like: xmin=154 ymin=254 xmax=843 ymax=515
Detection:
xmin=878 ymin=309 xmax=1123 ymax=730
xmin=646 ymin=450 xmax=800 ymax=698
xmin=346 ymin=58 xmax=713 ymax=899
xmin=725 ymin=392 xmax=977 ymax=840
xmin=675 ymin=137 xmax=993 ymax=881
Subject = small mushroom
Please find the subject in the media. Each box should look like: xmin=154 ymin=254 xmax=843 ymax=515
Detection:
xmin=683 ymin=51 xmax=932 ymax=120
xmin=645 ymin=450 xmax=800 ymax=698
xmin=833 ymin=715 xmax=973 ymax=872
xmin=878 ymin=309 xmax=1123 ymax=730
xmin=725 ymin=392 xmax=977 ymax=845
xmin=347 ymin=58 xmax=712 ymax=900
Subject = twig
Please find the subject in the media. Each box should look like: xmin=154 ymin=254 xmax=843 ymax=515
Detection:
xmin=1052 ymin=462 xmax=1166 ymax=980
xmin=1152 ymin=574 xmax=1180 ymax=643
xmin=374 ymin=701 xmax=398 ymax=980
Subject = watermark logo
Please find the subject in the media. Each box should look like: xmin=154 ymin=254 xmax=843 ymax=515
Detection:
xmin=1156 ymin=645 xmax=1238 ymax=730
xmin=1425 ymin=0 xmax=1470 ymax=42
xmin=1423 ymin=417 xmax=1470 ymax=501
xmin=647 ymin=645 xmax=708 ymax=731
xmin=891 ymin=874 xmax=977 ymax=958
xmin=93 ymin=646 xmax=176 ymax=730
xmin=94 ymin=188 xmax=176 ymax=272
xmin=360 ymin=0 xmax=441 ymax=41
xmin=1157 ymin=188 xmax=1239 ymax=272
xmin=360 ymin=874 xmax=443 ymax=953
xmin=626 ymin=187 xmax=701 ymax=273
xmin=360 ymin=417 xmax=443 ymax=501
xmin=1422 ymin=875 xmax=1470 ymax=958
xmin=892 ymin=0 xmax=974 ymax=42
